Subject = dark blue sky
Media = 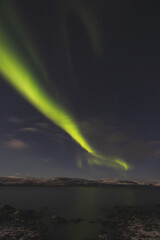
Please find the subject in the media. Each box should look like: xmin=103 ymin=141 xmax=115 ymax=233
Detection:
xmin=1 ymin=0 xmax=160 ymax=180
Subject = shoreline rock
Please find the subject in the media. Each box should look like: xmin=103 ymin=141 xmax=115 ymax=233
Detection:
xmin=51 ymin=215 xmax=68 ymax=224
xmin=92 ymin=205 xmax=160 ymax=240
xmin=1 ymin=204 xmax=160 ymax=240
xmin=0 ymin=205 xmax=47 ymax=240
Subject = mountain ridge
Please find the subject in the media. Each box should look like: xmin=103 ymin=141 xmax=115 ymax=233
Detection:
xmin=0 ymin=177 xmax=159 ymax=187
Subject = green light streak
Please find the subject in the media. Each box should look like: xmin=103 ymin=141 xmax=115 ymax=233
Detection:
xmin=87 ymin=155 xmax=130 ymax=171
xmin=73 ymin=0 xmax=103 ymax=55
xmin=0 ymin=23 xmax=94 ymax=154
xmin=115 ymin=159 xmax=129 ymax=170
xmin=61 ymin=0 xmax=103 ymax=56
xmin=0 ymin=15 xmax=130 ymax=171
xmin=1 ymin=0 xmax=49 ymax=83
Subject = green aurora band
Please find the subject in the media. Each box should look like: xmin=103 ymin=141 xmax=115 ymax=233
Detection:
xmin=0 ymin=14 xmax=130 ymax=171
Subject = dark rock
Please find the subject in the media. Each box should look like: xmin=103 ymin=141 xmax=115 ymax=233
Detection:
xmin=19 ymin=236 xmax=29 ymax=240
xmin=14 ymin=210 xmax=35 ymax=219
xmin=0 ymin=205 xmax=15 ymax=222
xmin=0 ymin=210 xmax=12 ymax=221
xmin=1 ymin=204 xmax=15 ymax=212
xmin=97 ymin=234 xmax=108 ymax=240
xmin=70 ymin=218 xmax=84 ymax=223
xmin=51 ymin=215 xmax=68 ymax=224
xmin=19 ymin=234 xmax=41 ymax=240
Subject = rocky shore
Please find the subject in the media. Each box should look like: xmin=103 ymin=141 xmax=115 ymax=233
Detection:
xmin=1 ymin=204 xmax=160 ymax=239
xmin=0 ymin=205 xmax=47 ymax=240
xmin=50 ymin=205 xmax=160 ymax=240
xmin=86 ymin=205 xmax=160 ymax=240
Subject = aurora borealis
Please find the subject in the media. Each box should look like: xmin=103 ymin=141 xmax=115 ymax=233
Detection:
xmin=0 ymin=0 xmax=130 ymax=171
xmin=1 ymin=0 xmax=160 ymax=179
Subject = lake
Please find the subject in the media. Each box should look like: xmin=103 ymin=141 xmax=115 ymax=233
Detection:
xmin=0 ymin=186 xmax=160 ymax=240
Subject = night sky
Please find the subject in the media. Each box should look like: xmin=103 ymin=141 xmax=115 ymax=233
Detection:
xmin=1 ymin=0 xmax=160 ymax=180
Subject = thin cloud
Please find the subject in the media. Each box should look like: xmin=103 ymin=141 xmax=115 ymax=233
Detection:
xmin=7 ymin=116 xmax=34 ymax=124
xmin=5 ymin=139 xmax=30 ymax=150
xmin=20 ymin=127 xmax=38 ymax=132
xmin=7 ymin=117 xmax=25 ymax=123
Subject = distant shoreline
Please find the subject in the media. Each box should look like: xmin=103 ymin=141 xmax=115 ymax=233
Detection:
xmin=0 ymin=177 xmax=159 ymax=188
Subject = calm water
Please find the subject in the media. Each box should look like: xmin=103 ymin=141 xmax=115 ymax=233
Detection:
xmin=0 ymin=186 xmax=160 ymax=240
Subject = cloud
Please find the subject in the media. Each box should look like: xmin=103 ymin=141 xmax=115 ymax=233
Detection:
xmin=20 ymin=127 xmax=38 ymax=132
xmin=7 ymin=117 xmax=26 ymax=123
xmin=7 ymin=116 xmax=35 ymax=124
xmin=5 ymin=139 xmax=30 ymax=150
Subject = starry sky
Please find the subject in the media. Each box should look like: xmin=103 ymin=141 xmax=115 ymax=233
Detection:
xmin=1 ymin=0 xmax=160 ymax=180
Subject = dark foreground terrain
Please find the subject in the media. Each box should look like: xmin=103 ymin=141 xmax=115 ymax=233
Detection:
xmin=0 ymin=204 xmax=160 ymax=240
xmin=0 ymin=205 xmax=47 ymax=240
